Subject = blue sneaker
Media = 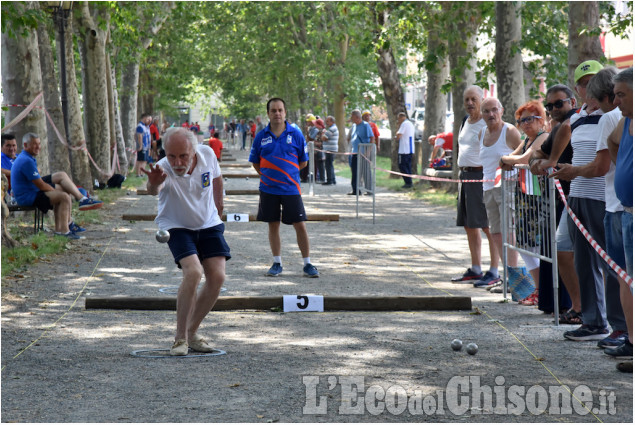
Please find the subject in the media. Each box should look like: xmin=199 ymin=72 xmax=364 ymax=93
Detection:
xmin=473 ymin=271 xmax=501 ymax=288
xmin=69 ymin=222 xmax=86 ymax=233
xmin=597 ymin=330 xmax=628 ymax=349
xmin=303 ymin=263 xmax=319 ymax=278
xmin=78 ymin=198 xmax=103 ymax=211
xmin=604 ymin=340 xmax=633 ymax=359
xmin=266 ymin=262 xmax=283 ymax=277
xmin=564 ymin=325 xmax=610 ymax=341
xmin=451 ymin=268 xmax=483 ymax=283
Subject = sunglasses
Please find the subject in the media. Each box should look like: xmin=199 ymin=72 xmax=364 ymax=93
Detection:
xmin=516 ymin=116 xmax=542 ymax=125
xmin=544 ymin=98 xmax=572 ymax=111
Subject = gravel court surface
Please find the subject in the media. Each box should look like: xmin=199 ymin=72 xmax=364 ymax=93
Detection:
xmin=1 ymin=148 xmax=633 ymax=423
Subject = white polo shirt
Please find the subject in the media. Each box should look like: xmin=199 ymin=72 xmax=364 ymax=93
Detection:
xmin=155 ymin=144 xmax=223 ymax=231
xmin=397 ymin=119 xmax=415 ymax=154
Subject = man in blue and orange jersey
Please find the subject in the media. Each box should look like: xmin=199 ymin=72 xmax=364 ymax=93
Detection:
xmin=249 ymin=97 xmax=319 ymax=278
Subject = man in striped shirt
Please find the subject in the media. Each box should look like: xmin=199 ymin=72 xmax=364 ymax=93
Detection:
xmin=553 ymin=60 xmax=611 ymax=342
xmin=550 ymin=66 xmax=627 ymax=347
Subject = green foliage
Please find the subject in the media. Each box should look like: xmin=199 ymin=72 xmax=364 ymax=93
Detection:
xmin=600 ymin=0 xmax=634 ymax=40
xmin=334 ymin=155 xmax=455 ymax=207
xmin=141 ymin=1 xmax=380 ymax=119
xmin=520 ymin=2 xmax=569 ymax=96
xmin=1 ymin=232 xmax=70 ymax=276
xmin=0 ymin=2 xmax=47 ymax=38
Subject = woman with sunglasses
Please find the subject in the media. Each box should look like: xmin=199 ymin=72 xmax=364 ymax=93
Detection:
xmin=500 ymin=100 xmax=549 ymax=306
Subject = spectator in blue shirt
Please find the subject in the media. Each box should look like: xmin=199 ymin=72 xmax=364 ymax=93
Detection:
xmin=135 ymin=113 xmax=152 ymax=177
xmin=1 ymin=134 xmax=17 ymax=187
xmin=11 ymin=133 xmax=102 ymax=239
xmin=348 ymin=109 xmax=375 ymax=195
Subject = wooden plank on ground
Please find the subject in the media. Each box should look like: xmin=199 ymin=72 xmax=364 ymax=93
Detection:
xmin=122 ymin=213 xmax=340 ymax=221
xmin=222 ymin=163 xmax=252 ymax=168
xmin=225 ymin=190 xmax=260 ymax=195
xmin=137 ymin=186 xmax=260 ymax=196
xmin=223 ymin=173 xmax=260 ymax=178
xmin=85 ymin=296 xmax=471 ymax=311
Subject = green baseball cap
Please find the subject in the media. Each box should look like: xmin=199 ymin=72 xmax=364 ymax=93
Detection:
xmin=574 ymin=60 xmax=603 ymax=83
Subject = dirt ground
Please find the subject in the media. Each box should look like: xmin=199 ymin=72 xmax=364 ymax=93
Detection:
xmin=1 ymin=149 xmax=633 ymax=423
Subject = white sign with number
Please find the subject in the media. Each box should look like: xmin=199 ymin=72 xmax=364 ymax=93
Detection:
xmin=283 ymin=295 xmax=324 ymax=312
xmin=226 ymin=213 xmax=249 ymax=222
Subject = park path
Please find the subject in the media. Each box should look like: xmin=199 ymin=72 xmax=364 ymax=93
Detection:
xmin=1 ymin=148 xmax=632 ymax=423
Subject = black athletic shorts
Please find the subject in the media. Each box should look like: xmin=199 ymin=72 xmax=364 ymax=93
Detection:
xmin=257 ymin=191 xmax=306 ymax=225
xmin=33 ymin=191 xmax=53 ymax=213
xmin=456 ymin=170 xmax=489 ymax=229
xmin=42 ymin=175 xmax=53 ymax=186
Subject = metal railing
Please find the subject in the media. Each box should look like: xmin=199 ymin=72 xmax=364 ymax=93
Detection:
xmin=501 ymin=165 xmax=560 ymax=324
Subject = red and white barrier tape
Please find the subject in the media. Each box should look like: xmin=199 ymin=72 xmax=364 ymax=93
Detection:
xmin=2 ymin=94 xmax=129 ymax=180
xmin=552 ymin=177 xmax=632 ymax=287
xmin=345 ymin=149 xmax=634 ymax=286
xmin=1 ymin=93 xmax=44 ymax=133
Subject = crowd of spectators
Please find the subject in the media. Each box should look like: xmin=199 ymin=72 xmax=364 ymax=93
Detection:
xmin=452 ymin=62 xmax=633 ymax=374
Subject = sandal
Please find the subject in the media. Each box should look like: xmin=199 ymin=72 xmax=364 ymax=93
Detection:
xmin=519 ymin=290 xmax=538 ymax=306
xmin=559 ymin=309 xmax=582 ymax=324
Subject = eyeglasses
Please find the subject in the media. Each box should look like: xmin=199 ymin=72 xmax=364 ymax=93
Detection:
xmin=544 ymin=98 xmax=572 ymax=111
xmin=516 ymin=116 xmax=542 ymax=125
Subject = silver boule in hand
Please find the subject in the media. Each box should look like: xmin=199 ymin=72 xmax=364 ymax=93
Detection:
xmin=156 ymin=229 xmax=170 ymax=243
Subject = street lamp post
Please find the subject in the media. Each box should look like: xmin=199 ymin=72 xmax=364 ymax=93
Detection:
xmin=47 ymin=1 xmax=73 ymax=177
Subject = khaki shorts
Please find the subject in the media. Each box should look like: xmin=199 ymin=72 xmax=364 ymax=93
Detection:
xmin=483 ymin=187 xmax=514 ymax=234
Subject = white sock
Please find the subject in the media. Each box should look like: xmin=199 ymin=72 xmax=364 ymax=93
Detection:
xmin=303 ymin=257 xmax=311 ymax=266
xmin=79 ymin=196 xmax=88 ymax=202
xmin=489 ymin=268 xmax=499 ymax=277
xmin=273 ymin=256 xmax=281 ymax=265
xmin=471 ymin=265 xmax=482 ymax=274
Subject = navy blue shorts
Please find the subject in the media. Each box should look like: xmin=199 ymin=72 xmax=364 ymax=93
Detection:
xmin=166 ymin=223 xmax=231 ymax=268
xmin=257 ymin=191 xmax=306 ymax=225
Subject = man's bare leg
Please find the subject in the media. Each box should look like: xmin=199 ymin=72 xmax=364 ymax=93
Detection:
xmin=483 ymin=227 xmax=499 ymax=269
xmin=186 ymin=256 xmax=225 ymax=339
xmin=174 ymin=255 xmax=203 ymax=342
xmin=464 ymin=227 xmax=482 ymax=268
xmin=557 ymin=251 xmax=581 ymax=312
xmin=51 ymin=171 xmax=83 ymax=200
xmin=293 ymin=221 xmax=310 ymax=258
xmin=45 ymin=191 xmax=71 ymax=233
xmin=268 ymin=221 xmax=281 ymax=257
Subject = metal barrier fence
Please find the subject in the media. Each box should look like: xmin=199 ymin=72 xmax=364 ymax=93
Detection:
xmin=501 ymin=165 xmax=560 ymax=324
xmin=307 ymin=142 xmax=376 ymax=223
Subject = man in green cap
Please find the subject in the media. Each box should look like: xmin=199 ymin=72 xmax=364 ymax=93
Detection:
xmin=548 ymin=60 xmax=614 ymax=342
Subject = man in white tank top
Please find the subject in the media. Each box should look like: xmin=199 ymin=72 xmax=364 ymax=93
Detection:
xmin=452 ymin=85 xmax=499 ymax=287
xmin=473 ymin=97 xmax=521 ymax=288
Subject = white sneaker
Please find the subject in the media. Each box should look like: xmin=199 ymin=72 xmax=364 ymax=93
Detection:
xmin=188 ymin=334 xmax=214 ymax=353
xmin=170 ymin=339 xmax=189 ymax=356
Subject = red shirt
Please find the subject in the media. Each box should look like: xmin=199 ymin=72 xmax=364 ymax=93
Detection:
xmin=368 ymin=121 xmax=380 ymax=140
xmin=250 ymin=123 xmax=257 ymax=137
xmin=149 ymin=123 xmax=160 ymax=141
xmin=208 ymin=137 xmax=223 ymax=160
xmin=435 ymin=132 xmax=453 ymax=150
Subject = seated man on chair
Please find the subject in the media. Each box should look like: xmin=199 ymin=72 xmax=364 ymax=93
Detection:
xmin=11 ymin=133 xmax=102 ymax=239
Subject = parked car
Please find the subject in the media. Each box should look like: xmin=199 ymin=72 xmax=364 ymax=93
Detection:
xmin=411 ymin=107 xmax=425 ymax=140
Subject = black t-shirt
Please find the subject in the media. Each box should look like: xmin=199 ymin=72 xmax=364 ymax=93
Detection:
xmin=539 ymin=108 xmax=577 ymax=196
